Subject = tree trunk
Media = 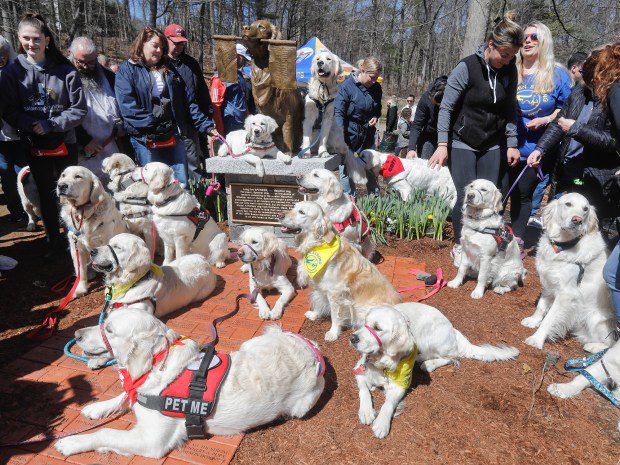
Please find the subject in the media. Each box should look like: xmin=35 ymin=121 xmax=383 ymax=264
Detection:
xmin=461 ymin=0 xmax=493 ymax=58
xmin=149 ymin=0 xmax=157 ymax=28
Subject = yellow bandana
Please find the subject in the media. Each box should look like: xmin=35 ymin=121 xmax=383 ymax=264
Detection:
xmin=302 ymin=235 xmax=341 ymax=278
xmin=384 ymin=345 xmax=418 ymax=390
xmin=106 ymin=265 xmax=164 ymax=300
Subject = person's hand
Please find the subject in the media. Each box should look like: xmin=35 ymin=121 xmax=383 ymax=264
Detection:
xmin=32 ymin=121 xmax=47 ymax=135
xmin=507 ymin=147 xmax=520 ymax=167
xmin=525 ymin=117 xmax=550 ymax=130
xmin=527 ymin=149 xmax=542 ymax=168
xmin=428 ymin=145 xmax=448 ymax=169
xmin=208 ymin=127 xmax=219 ymax=138
xmin=557 ymin=117 xmax=575 ymax=133
xmin=406 ymin=150 xmax=417 ymax=159
xmin=84 ymin=140 xmax=103 ymax=156
xmin=368 ymin=117 xmax=378 ymax=127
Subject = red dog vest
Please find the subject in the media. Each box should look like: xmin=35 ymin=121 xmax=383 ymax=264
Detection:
xmin=380 ymin=155 xmax=405 ymax=178
xmin=333 ymin=206 xmax=369 ymax=238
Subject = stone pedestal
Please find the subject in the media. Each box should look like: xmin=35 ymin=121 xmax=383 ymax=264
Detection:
xmin=203 ymin=155 xmax=340 ymax=245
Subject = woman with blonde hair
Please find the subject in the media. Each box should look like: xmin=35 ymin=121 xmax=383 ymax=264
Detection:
xmin=510 ymin=21 xmax=571 ymax=247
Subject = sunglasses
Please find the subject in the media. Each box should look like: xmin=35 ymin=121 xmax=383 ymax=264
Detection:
xmin=523 ymin=33 xmax=539 ymax=43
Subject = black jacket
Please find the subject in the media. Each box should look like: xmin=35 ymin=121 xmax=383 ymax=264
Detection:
xmin=537 ymin=85 xmax=618 ymax=171
xmin=385 ymin=104 xmax=398 ymax=133
xmin=408 ymin=90 xmax=438 ymax=151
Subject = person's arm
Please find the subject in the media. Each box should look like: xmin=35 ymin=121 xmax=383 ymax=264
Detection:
xmin=568 ymin=111 xmax=617 ymax=153
xmin=334 ymin=83 xmax=351 ymax=146
xmin=114 ymin=64 xmax=158 ymax=132
xmin=536 ymin=93 xmax=574 ymax=158
xmin=398 ymin=120 xmax=410 ymax=138
xmin=436 ymin=61 xmax=469 ymax=145
xmin=408 ymin=93 xmax=430 ymax=150
xmin=181 ymin=68 xmax=214 ymax=134
xmin=38 ymin=70 xmax=87 ymax=133
xmin=504 ymin=68 xmax=519 ymax=149
xmin=607 ymin=82 xmax=620 ymax=136
xmin=373 ymin=84 xmax=382 ymax=119
xmin=0 ymin=68 xmax=38 ymax=132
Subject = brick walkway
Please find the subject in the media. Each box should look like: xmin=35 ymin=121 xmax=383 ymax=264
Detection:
xmin=1 ymin=254 xmax=424 ymax=465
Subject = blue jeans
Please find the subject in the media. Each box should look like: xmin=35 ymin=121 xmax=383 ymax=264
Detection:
xmin=603 ymin=241 xmax=620 ymax=324
xmin=340 ymin=150 xmax=381 ymax=198
xmin=130 ymin=132 xmax=189 ymax=186
xmin=530 ymin=173 xmax=550 ymax=216
xmin=0 ymin=140 xmax=26 ymax=218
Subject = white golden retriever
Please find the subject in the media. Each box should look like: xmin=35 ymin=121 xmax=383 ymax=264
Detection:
xmin=448 ymin=179 xmax=525 ymax=299
xmin=16 ymin=166 xmax=41 ymax=232
xmin=218 ymin=114 xmax=292 ymax=177
xmin=237 ymin=227 xmax=295 ymax=320
xmin=522 ymin=193 xmax=615 ymax=351
xmin=280 ymin=201 xmax=402 ymax=341
xmin=102 ymin=153 xmax=155 ymax=253
xmin=57 ymin=166 xmax=128 ymax=297
xmin=301 ymin=49 xmax=347 ymax=157
xmin=350 ymin=303 xmax=519 ymax=438
xmin=136 ymin=162 xmax=229 ymax=267
xmin=55 ymin=309 xmax=325 ymax=458
xmin=358 ymin=149 xmax=457 ymax=207
xmin=86 ymin=233 xmax=216 ymax=368
xmin=297 ymin=168 xmax=374 ymax=260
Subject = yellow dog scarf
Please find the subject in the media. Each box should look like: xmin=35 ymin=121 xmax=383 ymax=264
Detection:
xmin=385 ymin=345 xmax=418 ymax=390
xmin=303 ymin=235 xmax=341 ymax=278
xmin=106 ymin=265 xmax=164 ymax=300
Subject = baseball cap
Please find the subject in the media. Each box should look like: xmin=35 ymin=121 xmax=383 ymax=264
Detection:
xmin=164 ymin=24 xmax=187 ymax=43
xmin=236 ymin=44 xmax=251 ymax=61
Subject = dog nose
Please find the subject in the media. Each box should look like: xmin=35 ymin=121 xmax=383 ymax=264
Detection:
xmin=296 ymin=174 xmax=303 ymax=181
xmin=467 ymin=192 xmax=475 ymax=200
xmin=253 ymin=129 xmax=260 ymax=135
xmin=58 ymin=183 xmax=68 ymax=192
xmin=90 ymin=248 xmax=98 ymax=258
xmin=238 ymin=248 xmax=245 ymax=257
xmin=572 ymin=216 xmax=583 ymax=225
xmin=278 ymin=212 xmax=286 ymax=220
xmin=75 ymin=329 xmax=84 ymax=342
xmin=317 ymin=60 xmax=323 ymax=67
xmin=350 ymin=334 xmax=359 ymax=345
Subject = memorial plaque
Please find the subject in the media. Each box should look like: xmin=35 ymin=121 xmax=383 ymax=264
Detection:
xmin=229 ymin=183 xmax=306 ymax=225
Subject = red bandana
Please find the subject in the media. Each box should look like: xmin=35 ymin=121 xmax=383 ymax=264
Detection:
xmin=380 ymin=155 xmax=405 ymax=178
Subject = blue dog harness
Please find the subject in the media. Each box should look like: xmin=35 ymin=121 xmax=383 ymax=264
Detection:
xmin=564 ymin=350 xmax=620 ymax=408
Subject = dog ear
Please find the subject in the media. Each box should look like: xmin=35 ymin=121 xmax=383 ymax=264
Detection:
xmin=492 ymin=187 xmax=503 ymax=213
xmin=270 ymin=23 xmax=282 ymax=40
xmin=311 ymin=214 xmax=330 ymax=242
xmin=124 ymin=238 xmax=152 ymax=274
xmin=310 ymin=56 xmax=317 ymax=76
xmin=244 ymin=115 xmax=254 ymax=133
xmin=89 ymin=175 xmax=106 ymax=205
xmin=101 ymin=156 xmax=113 ymax=174
xmin=334 ymin=57 xmax=343 ymax=77
xmin=265 ymin=116 xmax=278 ymax=134
xmin=585 ymin=204 xmax=599 ymax=234
xmin=261 ymin=231 xmax=280 ymax=259
xmin=150 ymin=167 xmax=173 ymax=192
xmin=125 ymin=328 xmax=160 ymax=380
xmin=323 ymin=172 xmax=343 ymax=203
xmin=541 ymin=199 xmax=559 ymax=233
xmin=384 ymin=315 xmax=415 ymax=359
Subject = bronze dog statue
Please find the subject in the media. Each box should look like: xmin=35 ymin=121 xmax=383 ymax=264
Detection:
xmin=242 ymin=20 xmax=303 ymax=156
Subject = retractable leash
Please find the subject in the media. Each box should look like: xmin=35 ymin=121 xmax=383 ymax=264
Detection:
xmin=398 ymin=267 xmax=447 ymax=302
xmin=502 ymin=164 xmax=544 ymax=205
xmin=564 ymin=350 xmax=620 ymax=408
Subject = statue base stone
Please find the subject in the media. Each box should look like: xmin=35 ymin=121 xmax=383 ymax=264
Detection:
xmin=202 ymin=155 xmax=341 ymax=246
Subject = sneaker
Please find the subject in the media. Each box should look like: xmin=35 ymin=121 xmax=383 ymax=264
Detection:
xmin=527 ymin=216 xmax=544 ymax=229
xmin=516 ymin=237 xmax=525 ymax=260
xmin=450 ymin=244 xmax=462 ymax=267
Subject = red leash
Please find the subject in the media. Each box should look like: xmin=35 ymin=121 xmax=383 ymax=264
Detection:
xmin=398 ymin=267 xmax=446 ymax=302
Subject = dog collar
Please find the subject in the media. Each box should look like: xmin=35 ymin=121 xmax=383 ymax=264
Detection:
xmin=106 ymin=265 xmax=163 ymax=301
xmin=364 ymin=325 xmax=382 ymax=348
xmin=285 ymin=332 xmax=325 ymax=377
xmin=548 ymin=234 xmax=583 ymax=253
xmin=302 ymin=235 xmax=341 ymax=279
xmin=243 ymin=244 xmax=277 ymax=277
xmin=251 ymin=142 xmax=276 ymax=151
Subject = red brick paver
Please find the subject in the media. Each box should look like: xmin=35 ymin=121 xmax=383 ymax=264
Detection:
xmin=1 ymin=254 xmax=424 ymax=465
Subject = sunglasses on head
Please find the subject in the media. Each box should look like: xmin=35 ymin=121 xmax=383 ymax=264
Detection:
xmin=524 ymin=33 xmax=539 ymax=42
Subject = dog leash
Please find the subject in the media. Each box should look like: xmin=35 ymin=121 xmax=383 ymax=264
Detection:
xmin=397 ymin=267 xmax=446 ymax=302
xmin=564 ymin=350 xmax=620 ymax=408
xmin=297 ymin=100 xmax=329 ymax=158
xmin=502 ymin=164 xmax=544 ymax=205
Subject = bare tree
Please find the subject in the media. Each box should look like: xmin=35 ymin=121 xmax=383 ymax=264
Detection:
xmin=461 ymin=0 xmax=493 ymax=58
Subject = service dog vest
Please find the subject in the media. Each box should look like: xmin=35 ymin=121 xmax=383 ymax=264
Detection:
xmin=303 ymin=235 xmax=341 ymax=279
xmin=380 ymin=155 xmax=405 ymax=178
xmin=332 ymin=206 xmax=369 ymax=239
xmin=385 ymin=345 xmax=418 ymax=390
xmin=476 ymin=225 xmax=514 ymax=252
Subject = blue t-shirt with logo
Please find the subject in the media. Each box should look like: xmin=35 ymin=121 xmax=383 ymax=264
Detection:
xmin=517 ymin=66 xmax=572 ymax=159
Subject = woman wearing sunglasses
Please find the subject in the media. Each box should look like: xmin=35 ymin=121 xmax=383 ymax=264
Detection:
xmin=509 ymin=22 xmax=571 ymax=252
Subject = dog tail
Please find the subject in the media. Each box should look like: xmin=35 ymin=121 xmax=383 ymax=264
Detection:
xmin=454 ymin=330 xmax=519 ymax=362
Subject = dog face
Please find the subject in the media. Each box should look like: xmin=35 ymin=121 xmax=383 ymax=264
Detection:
xmin=90 ymin=233 xmax=151 ymax=275
xmin=463 ymin=179 xmax=502 ymax=213
xmin=101 ymin=153 xmax=136 ymax=177
xmin=311 ymin=50 xmax=341 ymax=82
xmin=542 ymin=192 xmax=597 ymax=237
xmin=350 ymin=306 xmax=415 ymax=359
xmin=279 ymin=201 xmax=329 ymax=237
xmin=57 ymin=166 xmax=105 ymax=206
xmin=238 ymin=227 xmax=280 ymax=263
xmin=134 ymin=162 xmax=175 ymax=192
xmin=297 ymin=169 xmax=343 ymax=202
xmin=244 ymin=114 xmax=278 ymax=144
xmin=241 ymin=20 xmax=281 ymax=59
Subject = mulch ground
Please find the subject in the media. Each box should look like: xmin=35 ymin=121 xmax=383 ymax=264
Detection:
xmin=1 ymin=208 xmax=619 ymax=465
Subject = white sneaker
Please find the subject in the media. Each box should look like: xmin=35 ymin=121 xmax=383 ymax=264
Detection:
xmin=527 ymin=216 xmax=544 ymax=229
xmin=450 ymin=244 xmax=462 ymax=267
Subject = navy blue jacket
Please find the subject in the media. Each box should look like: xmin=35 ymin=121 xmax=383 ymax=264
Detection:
xmin=115 ymin=59 xmax=213 ymax=139
xmin=334 ymin=72 xmax=382 ymax=152
xmin=169 ymin=53 xmax=213 ymax=122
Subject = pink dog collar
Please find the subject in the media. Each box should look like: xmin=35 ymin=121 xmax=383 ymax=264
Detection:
xmin=364 ymin=325 xmax=382 ymax=348
xmin=286 ymin=332 xmax=325 ymax=378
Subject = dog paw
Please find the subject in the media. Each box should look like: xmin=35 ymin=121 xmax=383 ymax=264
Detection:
xmin=493 ymin=286 xmax=511 ymax=295
xmin=470 ymin=288 xmax=484 ymax=299
xmin=258 ymin=307 xmax=272 ymax=320
xmin=358 ymin=407 xmax=375 ymax=425
xmin=26 ymin=222 xmax=37 ymax=232
xmin=269 ymin=305 xmax=284 ymax=320
xmin=520 ymin=316 xmax=541 ymax=328
xmin=583 ymin=343 xmax=608 ymax=353
xmin=81 ymin=403 xmax=109 ymax=420
xmin=524 ymin=335 xmax=545 ymax=349
xmin=215 ymin=261 xmax=226 ymax=269
xmin=240 ymin=263 xmax=250 ymax=273
xmin=324 ymin=330 xmax=339 ymax=342
xmin=281 ymin=155 xmax=292 ymax=164
xmin=304 ymin=310 xmax=320 ymax=321
xmin=371 ymin=416 xmax=391 ymax=439
xmin=73 ymin=283 xmax=88 ymax=298
xmin=318 ymin=147 xmax=330 ymax=157
xmin=447 ymin=279 xmax=461 ymax=289
xmin=55 ymin=436 xmax=88 ymax=456
xmin=87 ymin=356 xmax=110 ymax=370
xmin=547 ymin=383 xmax=577 ymax=399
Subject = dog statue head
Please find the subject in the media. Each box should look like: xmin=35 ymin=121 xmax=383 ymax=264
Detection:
xmin=541 ymin=192 xmax=598 ymax=240
xmin=244 ymin=114 xmax=278 ymax=145
xmin=241 ymin=20 xmax=281 ymax=65
xmin=57 ymin=166 xmax=107 ymax=208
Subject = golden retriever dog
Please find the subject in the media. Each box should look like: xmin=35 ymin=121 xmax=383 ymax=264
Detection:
xmin=55 ymin=310 xmax=325 ymax=458
xmin=301 ymin=49 xmax=347 ymax=157
xmin=358 ymin=149 xmax=457 ymax=207
xmin=522 ymin=193 xmax=615 ymax=351
xmin=350 ymin=303 xmax=519 ymax=438
xmin=217 ymin=114 xmax=292 ymax=178
xmin=16 ymin=166 xmax=41 ymax=232
xmin=297 ymin=168 xmax=374 ymax=261
xmin=237 ymin=227 xmax=295 ymax=320
xmin=102 ymin=153 xmax=156 ymax=253
xmin=135 ymin=162 xmax=230 ymax=267
xmin=57 ymin=166 xmax=128 ymax=297
xmin=280 ymin=200 xmax=402 ymax=341
xmin=447 ymin=179 xmax=525 ymax=299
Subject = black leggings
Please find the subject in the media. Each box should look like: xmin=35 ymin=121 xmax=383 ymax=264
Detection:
xmin=27 ymin=143 xmax=78 ymax=245
xmin=508 ymin=160 xmax=541 ymax=238
xmin=450 ymin=147 xmax=501 ymax=243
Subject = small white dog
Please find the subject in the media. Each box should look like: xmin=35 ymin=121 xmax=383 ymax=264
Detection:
xmin=237 ymin=227 xmax=295 ymax=320
xmin=350 ymin=302 xmax=519 ymax=438
xmin=55 ymin=309 xmax=325 ymax=458
xmin=448 ymin=179 xmax=525 ymax=299
xmin=218 ymin=114 xmax=292 ymax=177
xmin=357 ymin=149 xmax=457 ymax=207
xmin=297 ymin=168 xmax=374 ymax=261
xmin=16 ymin=166 xmax=41 ymax=232
xmin=102 ymin=153 xmax=155 ymax=253
xmin=301 ymin=50 xmax=347 ymax=157
xmin=280 ymin=201 xmax=401 ymax=341
xmin=522 ymin=193 xmax=615 ymax=351
xmin=136 ymin=162 xmax=230 ymax=267
xmin=57 ymin=166 xmax=128 ymax=297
